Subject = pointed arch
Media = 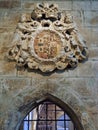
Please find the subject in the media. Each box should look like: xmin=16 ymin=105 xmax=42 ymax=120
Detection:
xmin=17 ymin=94 xmax=83 ymax=130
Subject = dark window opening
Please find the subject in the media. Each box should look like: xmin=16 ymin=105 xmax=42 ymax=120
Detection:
xmin=19 ymin=101 xmax=77 ymax=130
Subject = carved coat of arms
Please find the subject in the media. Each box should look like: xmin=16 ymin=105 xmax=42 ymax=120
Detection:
xmin=7 ymin=3 xmax=88 ymax=72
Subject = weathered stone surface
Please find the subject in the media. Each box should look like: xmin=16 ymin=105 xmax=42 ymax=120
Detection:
xmin=0 ymin=27 xmax=15 ymax=47
xmin=22 ymin=1 xmax=72 ymax=10
xmin=0 ymin=1 xmax=98 ymax=130
xmin=0 ymin=10 xmax=20 ymax=27
xmin=22 ymin=1 xmax=35 ymax=9
xmin=0 ymin=0 xmax=21 ymax=9
xmin=46 ymin=1 xmax=72 ymax=10
xmin=71 ymin=10 xmax=83 ymax=26
xmin=46 ymin=77 xmax=98 ymax=98
xmin=0 ymin=61 xmax=16 ymax=76
xmin=72 ymin=0 xmax=91 ymax=11
xmin=91 ymin=0 xmax=98 ymax=11
xmin=79 ymin=27 xmax=92 ymax=47
xmin=91 ymin=27 xmax=98 ymax=47
xmin=0 ymin=78 xmax=31 ymax=95
xmin=89 ymin=47 xmax=98 ymax=60
xmin=77 ymin=61 xmax=94 ymax=77
xmin=0 ymin=77 xmax=31 ymax=130
xmin=0 ymin=76 xmax=97 ymax=130
xmin=84 ymin=11 xmax=98 ymax=26
xmin=92 ymin=61 xmax=98 ymax=77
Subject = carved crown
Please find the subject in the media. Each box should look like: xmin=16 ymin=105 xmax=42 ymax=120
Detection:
xmin=7 ymin=3 xmax=88 ymax=72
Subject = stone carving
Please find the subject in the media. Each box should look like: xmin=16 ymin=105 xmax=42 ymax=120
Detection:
xmin=34 ymin=30 xmax=61 ymax=59
xmin=7 ymin=3 xmax=88 ymax=72
xmin=81 ymin=112 xmax=89 ymax=125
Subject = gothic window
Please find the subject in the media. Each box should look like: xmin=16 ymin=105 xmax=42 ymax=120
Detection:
xmin=19 ymin=100 xmax=76 ymax=130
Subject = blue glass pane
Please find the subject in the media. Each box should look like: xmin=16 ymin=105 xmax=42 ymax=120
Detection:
xmin=23 ymin=121 xmax=28 ymax=130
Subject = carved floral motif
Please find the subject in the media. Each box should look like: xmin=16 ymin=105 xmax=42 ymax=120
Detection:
xmin=7 ymin=3 xmax=88 ymax=72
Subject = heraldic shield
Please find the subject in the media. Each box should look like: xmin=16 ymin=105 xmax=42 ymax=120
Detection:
xmin=7 ymin=3 xmax=88 ymax=72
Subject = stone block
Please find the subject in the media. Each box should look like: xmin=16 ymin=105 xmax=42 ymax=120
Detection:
xmin=69 ymin=78 xmax=91 ymax=97
xmin=47 ymin=77 xmax=97 ymax=99
xmin=0 ymin=45 xmax=9 ymax=61
xmin=91 ymin=27 xmax=98 ymax=47
xmin=17 ymin=68 xmax=49 ymax=78
xmin=86 ymin=78 xmax=98 ymax=100
xmin=92 ymin=113 xmax=98 ymax=130
xmin=0 ymin=27 xmax=15 ymax=48
xmin=69 ymin=12 xmax=92 ymax=47
xmin=77 ymin=61 xmax=94 ymax=77
xmin=72 ymin=0 xmax=91 ymax=11
xmin=32 ymin=77 xmax=47 ymax=89
xmin=84 ymin=11 xmax=98 ymax=26
xmin=17 ymin=68 xmax=27 ymax=77
xmin=0 ymin=10 xmax=20 ymax=27
xmin=92 ymin=61 xmax=98 ymax=77
xmin=93 ymin=83 xmax=98 ymax=101
xmin=16 ymin=61 xmax=95 ymax=78
xmin=62 ymin=68 xmax=79 ymax=77
xmin=0 ymin=27 xmax=15 ymax=72
xmin=48 ymin=1 xmax=73 ymax=10
xmin=0 ymin=60 xmax=16 ymax=76
xmin=0 ymin=78 xmax=31 ymax=96
xmin=91 ymin=0 xmax=98 ymax=10
xmin=22 ymin=0 xmax=72 ymax=10
xmin=71 ymin=10 xmax=83 ymax=26
xmin=89 ymin=47 xmax=98 ymax=60
xmin=79 ymin=27 xmax=92 ymax=47
xmin=64 ymin=77 xmax=98 ymax=99
xmin=22 ymin=1 xmax=35 ymax=10
xmin=0 ymin=0 xmax=21 ymax=9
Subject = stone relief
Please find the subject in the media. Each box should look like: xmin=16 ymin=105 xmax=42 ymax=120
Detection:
xmin=7 ymin=3 xmax=88 ymax=72
xmin=81 ymin=112 xmax=89 ymax=125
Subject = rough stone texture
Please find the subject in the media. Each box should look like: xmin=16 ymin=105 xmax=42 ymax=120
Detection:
xmin=0 ymin=10 xmax=21 ymax=28
xmin=72 ymin=0 xmax=91 ymax=11
xmin=91 ymin=27 xmax=98 ymax=47
xmin=0 ymin=0 xmax=21 ymax=9
xmin=0 ymin=0 xmax=98 ymax=130
xmin=22 ymin=1 xmax=72 ymax=10
xmin=84 ymin=10 xmax=98 ymax=27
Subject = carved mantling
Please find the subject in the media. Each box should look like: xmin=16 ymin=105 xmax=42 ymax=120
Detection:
xmin=7 ymin=3 xmax=88 ymax=72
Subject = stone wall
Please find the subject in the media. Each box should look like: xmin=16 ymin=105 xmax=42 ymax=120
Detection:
xmin=0 ymin=0 xmax=98 ymax=130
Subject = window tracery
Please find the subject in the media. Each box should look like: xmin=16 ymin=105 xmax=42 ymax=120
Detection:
xmin=19 ymin=101 xmax=76 ymax=130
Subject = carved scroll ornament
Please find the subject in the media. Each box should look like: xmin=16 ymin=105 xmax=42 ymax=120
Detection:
xmin=7 ymin=3 xmax=88 ymax=72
